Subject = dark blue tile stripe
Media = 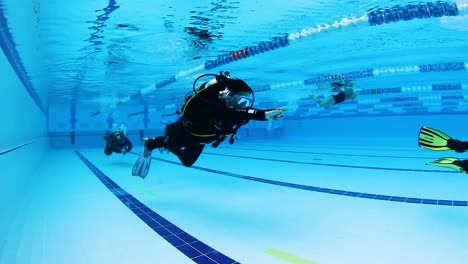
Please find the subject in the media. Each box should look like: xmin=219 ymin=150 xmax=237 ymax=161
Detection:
xmin=217 ymin=147 xmax=443 ymax=160
xmin=131 ymin=153 xmax=468 ymax=208
xmin=75 ymin=151 xmax=239 ymax=264
xmin=0 ymin=4 xmax=46 ymax=114
xmin=203 ymin=152 xmax=457 ymax=174
xmin=0 ymin=139 xmax=39 ymax=156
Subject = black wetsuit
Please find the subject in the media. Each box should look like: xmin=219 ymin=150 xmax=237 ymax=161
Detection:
xmin=104 ymin=132 xmax=133 ymax=156
xmin=447 ymin=139 xmax=468 ymax=173
xmin=453 ymin=159 xmax=468 ymax=173
xmin=331 ymin=90 xmax=346 ymax=104
xmin=146 ymin=82 xmax=274 ymax=167
xmin=447 ymin=139 xmax=468 ymax=153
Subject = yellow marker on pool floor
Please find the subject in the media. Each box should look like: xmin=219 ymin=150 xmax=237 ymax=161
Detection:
xmin=133 ymin=183 xmax=155 ymax=196
xmin=265 ymin=248 xmax=318 ymax=264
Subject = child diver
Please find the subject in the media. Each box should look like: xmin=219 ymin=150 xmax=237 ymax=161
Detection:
xmin=132 ymin=72 xmax=287 ymax=178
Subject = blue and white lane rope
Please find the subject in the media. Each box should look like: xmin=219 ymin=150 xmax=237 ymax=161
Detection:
xmin=130 ymin=84 xmax=468 ymax=117
xmin=255 ymin=61 xmax=467 ymax=93
xmin=92 ymin=1 xmax=467 ymax=116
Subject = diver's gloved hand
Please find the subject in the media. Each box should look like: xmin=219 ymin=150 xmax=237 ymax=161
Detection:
xmin=265 ymin=107 xmax=287 ymax=121
xmin=447 ymin=139 xmax=468 ymax=153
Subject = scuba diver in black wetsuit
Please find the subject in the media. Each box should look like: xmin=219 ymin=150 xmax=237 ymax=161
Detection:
xmin=132 ymin=71 xmax=287 ymax=178
xmin=104 ymin=125 xmax=133 ymax=156
xmin=418 ymin=126 xmax=468 ymax=173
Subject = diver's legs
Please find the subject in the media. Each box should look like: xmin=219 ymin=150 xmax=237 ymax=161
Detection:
xmin=447 ymin=139 xmax=468 ymax=153
xmin=146 ymin=120 xmax=186 ymax=152
xmin=145 ymin=120 xmax=204 ymax=167
xmin=167 ymin=143 xmax=205 ymax=167
xmin=453 ymin=159 xmax=468 ymax=173
xmin=145 ymin=136 xmax=204 ymax=167
xmin=145 ymin=136 xmax=166 ymax=151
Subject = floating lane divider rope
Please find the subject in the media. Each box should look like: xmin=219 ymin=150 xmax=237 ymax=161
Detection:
xmin=254 ymin=61 xmax=467 ymax=93
xmin=92 ymin=1 xmax=467 ymax=116
xmin=131 ymin=82 xmax=468 ymax=117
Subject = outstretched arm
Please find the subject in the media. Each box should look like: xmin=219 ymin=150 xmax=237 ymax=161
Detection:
xmin=230 ymin=107 xmax=287 ymax=121
xmin=310 ymin=95 xmax=335 ymax=108
xmin=265 ymin=107 xmax=287 ymax=120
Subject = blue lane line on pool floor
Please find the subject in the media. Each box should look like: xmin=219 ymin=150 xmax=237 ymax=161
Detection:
xmin=219 ymin=146 xmax=445 ymax=160
xmin=239 ymin=143 xmax=447 ymax=153
xmin=130 ymin=153 xmax=467 ymax=207
xmin=0 ymin=139 xmax=39 ymax=156
xmin=203 ymin=152 xmax=456 ymax=173
xmin=75 ymin=151 xmax=240 ymax=264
